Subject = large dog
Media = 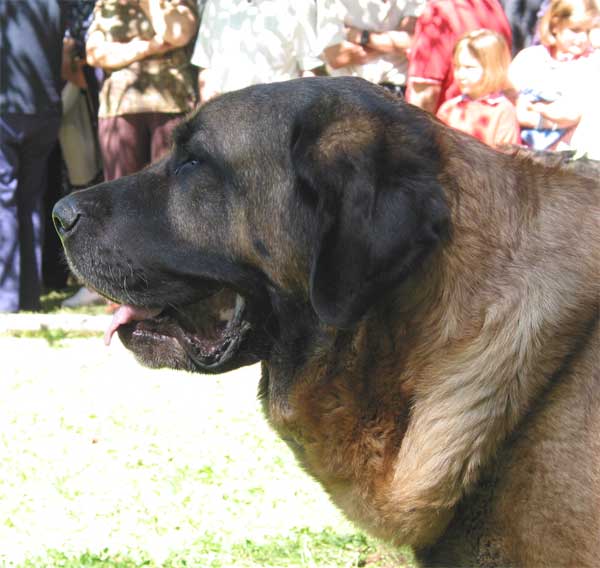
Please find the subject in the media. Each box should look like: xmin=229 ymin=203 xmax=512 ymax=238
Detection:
xmin=53 ymin=77 xmax=599 ymax=566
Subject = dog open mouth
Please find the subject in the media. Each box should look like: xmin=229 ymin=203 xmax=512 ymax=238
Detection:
xmin=104 ymin=288 xmax=257 ymax=372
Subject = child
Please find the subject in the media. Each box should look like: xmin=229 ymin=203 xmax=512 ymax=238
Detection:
xmin=436 ymin=29 xmax=520 ymax=148
xmin=508 ymin=0 xmax=599 ymax=150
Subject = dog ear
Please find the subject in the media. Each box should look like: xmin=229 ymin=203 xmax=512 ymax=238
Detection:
xmin=291 ymin=95 xmax=449 ymax=328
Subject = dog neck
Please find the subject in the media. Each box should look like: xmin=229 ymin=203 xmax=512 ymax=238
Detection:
xmin=260 ymin=145 xmax=599 ymax=550
xmin=376 ymin=147 xmax=599 ymax=547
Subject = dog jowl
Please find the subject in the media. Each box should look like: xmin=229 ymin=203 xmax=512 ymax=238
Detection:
xmin=53 ymin=77 xmax=600 ymax=567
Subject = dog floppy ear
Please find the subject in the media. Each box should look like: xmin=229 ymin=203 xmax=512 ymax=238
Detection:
xmin=292 ymin=94 xmax=449 ymax=328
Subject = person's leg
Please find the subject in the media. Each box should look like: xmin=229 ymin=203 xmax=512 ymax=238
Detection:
xmin=0 ymin=116 xmax=22 ymax=312
xmin=98 ymin=114 xmax=150 ymax=181
xmin=16 ymin=114 xmax=61 ymax=311
xmin=0 ymin=114 xmax=60 ymax=312
xmin=149 ymin=113 xmax=184 ymax=162
xmin=64 ymin=114 xmax=151 ymax=308
xmin=42 ymin=142 xmax=69 ymax=290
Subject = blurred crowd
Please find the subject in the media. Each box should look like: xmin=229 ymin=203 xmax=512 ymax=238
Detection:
xmin=1 ymin=0 xmax=598 ymax=312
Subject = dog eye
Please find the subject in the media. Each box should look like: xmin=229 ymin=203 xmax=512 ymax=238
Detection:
xmin=175 ymin=160 xmax=200 ymax=176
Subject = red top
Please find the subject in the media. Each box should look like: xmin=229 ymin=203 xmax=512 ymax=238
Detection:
xmin=436 ymin=93 xmax=521 ymax=147
xmin=407 ymin=0 xmax=512 ymax=112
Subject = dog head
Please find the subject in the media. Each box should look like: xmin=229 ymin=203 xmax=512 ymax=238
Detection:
xmin=53 ymin=77 xmax=449 ymax=373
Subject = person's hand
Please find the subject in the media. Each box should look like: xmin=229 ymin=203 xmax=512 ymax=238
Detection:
xmin=345 ymin=25 xmax=363 ymax=45
xmin=140 ymin=0 xmax=198 ymax=47
xmin=147 ymin=35 xmax=174 ymax=56
xmin=517 ymin=99 xmax=546 ymax=128
xmin=528 ymin=99 xmax=580 ymax=129
xmin=529 ymin=101 xmax=549 ymax=111
xmin=61 ymin=37 xmax=87 ymax=89
xmin=344 ymin=24 xmax=413 ymax=56
xmin=138 ymin=0 xmax=152 ymax=17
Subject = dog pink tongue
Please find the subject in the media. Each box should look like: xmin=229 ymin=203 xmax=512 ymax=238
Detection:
xmin=104 ymin=305 xmax=162 ymax=346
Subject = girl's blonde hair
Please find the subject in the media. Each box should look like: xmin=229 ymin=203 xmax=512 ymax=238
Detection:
xmin=453 ymin=29 xmax=511 ymax=98
xmin=538 ymin=0 xmax=598 ymax=47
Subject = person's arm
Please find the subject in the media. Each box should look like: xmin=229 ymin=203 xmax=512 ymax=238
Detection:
xmin=198 ymin=67 xmax=219 ymax=103
xmin=514 ymin=95 xmax=541 ymax=128
xmin=141 ymin=0 xmax=198 ymax=47
xmin=492 ymin=104 xmax=521 ymax=147
xmin=405 ymin=3 xmax=448 ymax=113
xmin=406 ymin=81 xmax=441 ymax=113
xmin=515 ymin=95 xmax=582 ymax=130
xmin=531 ymin=99 xmax=582 ymax=129
xmin=435 ymin=99 xmax=452 ymax=125
xmin=344 ymin=16 xmax=417 ymax=56
xmin=86 ymin=30 xmax=173 ymax=70
xmin=322 ymin=41 xmax=378 ymax=69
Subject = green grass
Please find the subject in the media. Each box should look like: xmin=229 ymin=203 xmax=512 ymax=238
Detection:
xmin=20 ymin=529 xmax=413 ymax=567
xmin=0 ymin=288 xmax=106 ymax=345
xmin=5 ymin=327 xmax=102 ymax=346
xmin=39 ymin=287 xmax=108 ymax=315
xmin=1 ymin=337 xmax=416 ymax=568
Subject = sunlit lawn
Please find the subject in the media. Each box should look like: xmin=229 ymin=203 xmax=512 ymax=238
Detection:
xmin=0 ymin=328 xmax=414 ymax=567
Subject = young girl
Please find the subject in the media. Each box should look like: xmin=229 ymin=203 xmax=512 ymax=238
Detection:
xmin=436 ymin=29 xmax=520 ymax=148
xmin=509 ymin=0 xmax=599 ymax=150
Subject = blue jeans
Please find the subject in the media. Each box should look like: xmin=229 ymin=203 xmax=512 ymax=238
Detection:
xmin=0 ymin=113 xmax=60 ymax=312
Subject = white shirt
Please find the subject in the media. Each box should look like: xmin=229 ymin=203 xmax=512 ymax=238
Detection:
xmin=191 ymin=0 xmax=321 ymax=94
xmin=567 ymin=52 xmax=600 ymax=159
xmin=317 ymin=0 xmax=427 ymax=86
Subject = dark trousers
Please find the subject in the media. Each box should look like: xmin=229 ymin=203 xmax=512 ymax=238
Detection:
xmin=0 ymin=113 xmax=60 ymax=312
xmin=98 ymin=112 xmax=183 ymax=181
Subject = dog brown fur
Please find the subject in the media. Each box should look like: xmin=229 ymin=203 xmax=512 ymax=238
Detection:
xmin=53 ymin=77 xmax=600 ymax=566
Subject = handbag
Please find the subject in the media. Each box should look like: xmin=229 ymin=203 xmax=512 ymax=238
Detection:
xmin=59 ymin=82 xmax=103 ymax=187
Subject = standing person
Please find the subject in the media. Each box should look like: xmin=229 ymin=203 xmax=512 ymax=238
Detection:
xmin=45 ymin=1 xmax=99 ymax=294
xmin=86 ymin=0 xmax=198 ymax=181
xmin=509 ymin=0 xmax=599 ymax=150
xmin=63 ymin=0 xmax=198 ymax=309
xmin=436 ymin=29 xmax=520 ymax=147
xmin=316 ymin=0 xmax=428 ymax=97
xmin=191 ymin=0 xmax=322 ymax=103
xmin=60 ymin=0 xmax=103 ymax=191
xmin=0 ymin=0 xmax=66 ymax=312
xmin=57 ymin=0 xmax=106 ymax=308
xmin=406 ymin=0 xmax=512 ymax=113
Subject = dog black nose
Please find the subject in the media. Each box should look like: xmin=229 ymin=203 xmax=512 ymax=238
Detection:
xmin=52 ymin=195 xmax=81 ymax=237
